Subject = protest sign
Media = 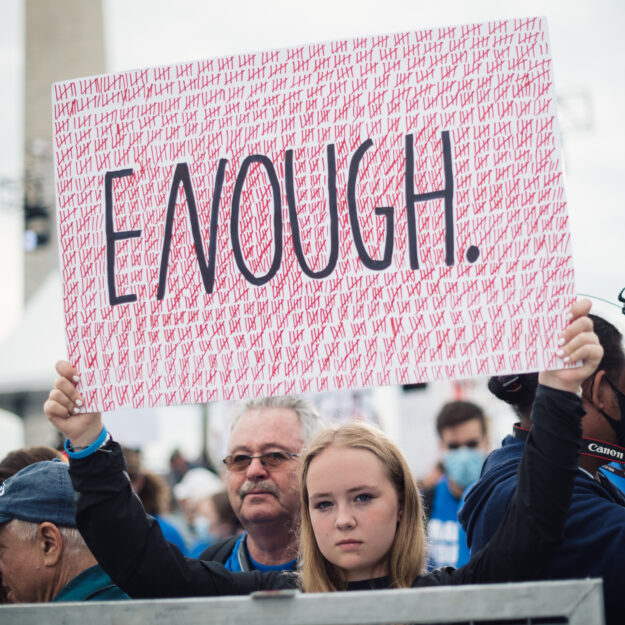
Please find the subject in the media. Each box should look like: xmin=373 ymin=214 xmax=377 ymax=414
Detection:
xmin=52 ymin=16 xmax=575 ymax=411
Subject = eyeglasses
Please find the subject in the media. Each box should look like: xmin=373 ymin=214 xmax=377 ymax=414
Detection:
xmin=222 ymin=451 xmax=299 ymax=471
xmin=446 ymin=439 xmax=482 ymax=450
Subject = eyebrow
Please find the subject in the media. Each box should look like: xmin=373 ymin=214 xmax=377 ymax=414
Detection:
xmin=309 ymin=485 xmax=376 ymax=499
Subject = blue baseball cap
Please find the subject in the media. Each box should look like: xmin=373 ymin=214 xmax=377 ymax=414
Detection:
xmin=0 ymin=459 xmax=77 ymax=527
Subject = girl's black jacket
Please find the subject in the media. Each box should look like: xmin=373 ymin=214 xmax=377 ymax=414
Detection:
xmin=68 ymin=385 xmax=583 ymax=598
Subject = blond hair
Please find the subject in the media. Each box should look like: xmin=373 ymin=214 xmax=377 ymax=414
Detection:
xmin=298 ymin=422 xmax=426 ymax=592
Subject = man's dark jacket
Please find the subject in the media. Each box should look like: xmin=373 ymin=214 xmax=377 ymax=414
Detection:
xmin=199 ymin=537 xmax=238 ymax=564
xmin=459 ymin=421 xmax=625 ymax=625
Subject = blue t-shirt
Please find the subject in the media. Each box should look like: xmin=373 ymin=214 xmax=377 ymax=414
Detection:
xmin=154 ymin=514 xmax=188 ymax=555
xmin=426 ymin=477 xmax=470 ymax=571
xmin=224 ymin=532 xmax=297 ymax=572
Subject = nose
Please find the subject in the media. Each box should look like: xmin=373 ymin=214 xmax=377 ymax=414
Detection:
xmin=335 ymin=504 xmax=356 ymax=529
xmin=245 ymin=456 xmax=270 ymax=480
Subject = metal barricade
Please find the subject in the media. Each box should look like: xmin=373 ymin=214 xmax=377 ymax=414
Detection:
xmin=1 ymin=579 xmax=605 ymax=625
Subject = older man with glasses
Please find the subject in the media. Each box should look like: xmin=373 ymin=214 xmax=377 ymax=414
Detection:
xmin=200 ymin=396 xmax=323 ymax=571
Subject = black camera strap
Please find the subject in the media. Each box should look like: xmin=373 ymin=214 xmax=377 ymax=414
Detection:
xmin=513 ymin=424 xmax=625 ymax=475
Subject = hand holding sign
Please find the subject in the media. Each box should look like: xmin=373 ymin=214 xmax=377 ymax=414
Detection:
xmin=538 ymin=299 xmax=603 ymax=395
xmin=44 ymin=361 xmax=102 ymax=447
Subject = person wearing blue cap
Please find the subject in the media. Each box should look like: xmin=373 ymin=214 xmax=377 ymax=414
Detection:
xmin=0 ymin=460 xmax=129 ymax=603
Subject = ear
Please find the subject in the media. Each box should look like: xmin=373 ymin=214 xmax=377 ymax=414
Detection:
xmin=36 ymin=522 xmax=63 ymax=567
xmin=582 ymin=370 xmax=605 ymax=409
xmin=591 ymin=371 xmax=607 ymax=409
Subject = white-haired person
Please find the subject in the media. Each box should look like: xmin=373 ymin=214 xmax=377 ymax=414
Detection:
xmin=44 ymin=299 xmax=600 ymax=596
xmin=198 ymin=396 xmax=324 ymax=571
xmin=0 ymin=460 xmax=128 ymax=603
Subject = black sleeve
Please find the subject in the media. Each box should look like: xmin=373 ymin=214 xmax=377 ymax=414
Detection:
xmin=424 ymin=384 xmax=583 ymax=586
xmin=69 ymin=442 xmax=297 ymax=598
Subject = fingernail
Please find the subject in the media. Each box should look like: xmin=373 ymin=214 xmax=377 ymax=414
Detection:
xmin=556 ymin=349 xmax=565 ymax=357
xmin=72 ymin=375 xmax=80 ymax=383
xmin=75 ymin=399 xmax=83 ymax=407
xmin=557 ymin=337 xmax=565 ymax=346
xmin=73 ymin=407 xmax=80 ymax=414
xmin=566 ymin=312 xmax=573 ymax=321
xmin=563 ymin=356 xmax=571 ymax=363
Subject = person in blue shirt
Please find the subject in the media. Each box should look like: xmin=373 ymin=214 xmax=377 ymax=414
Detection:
xmin=199 ymin=396 xmax=324 ymax=571
xmin=422 ymin=401 xmax=488 ymax=569
xmin=0 ymin=460 xmax=128 ymax=603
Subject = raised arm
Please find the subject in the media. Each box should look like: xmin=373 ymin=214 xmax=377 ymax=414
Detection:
xmin=44 ymin=363 xmax=295 ymax=598
xmin=442 ymin=299 xmax=602 ymax=585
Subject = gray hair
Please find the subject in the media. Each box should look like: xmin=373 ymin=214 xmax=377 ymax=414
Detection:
xmin=230 ymin=396 xmax=324 ymax=446
xmin=7 ymin=519 xmax=90 ymax=558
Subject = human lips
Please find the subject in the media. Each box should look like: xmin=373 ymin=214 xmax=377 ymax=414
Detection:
xmin=336 ymin=539 xmax=362 ymax=550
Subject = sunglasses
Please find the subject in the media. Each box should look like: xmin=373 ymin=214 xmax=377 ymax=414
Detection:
xmin=445 ymin=439 xmax=482 ymax=450
xmin=222 ymin=451 xmax=299 ymax=471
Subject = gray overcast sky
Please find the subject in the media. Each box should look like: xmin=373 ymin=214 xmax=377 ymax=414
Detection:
xmin=1 ymin=0 xmax=624 ymax=302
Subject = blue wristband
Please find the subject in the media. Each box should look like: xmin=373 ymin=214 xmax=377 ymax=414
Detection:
xmin=64 ymin=426 xmax=109 ymax=459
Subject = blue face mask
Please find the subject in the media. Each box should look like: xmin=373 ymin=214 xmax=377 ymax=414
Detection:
xmin=443 ymin=447 xmax=485 ymax=489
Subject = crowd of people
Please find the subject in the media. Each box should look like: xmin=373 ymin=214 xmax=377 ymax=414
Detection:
xmin=2 ymin=299 xmax=625 ymax=624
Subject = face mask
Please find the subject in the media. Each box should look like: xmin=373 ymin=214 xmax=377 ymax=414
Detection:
xmin=192 ymin=515 xmax=213 ymax=542
xmin=597 ymin=377 xmax=625 ymax=447
xmin=443 ymin=447 xmax=485 ymax=489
